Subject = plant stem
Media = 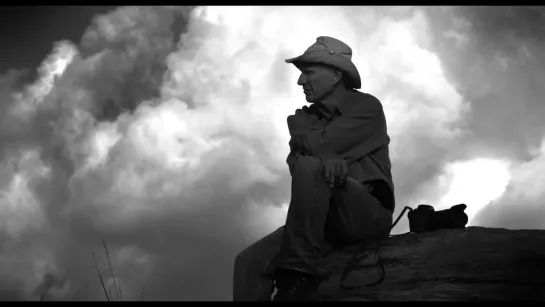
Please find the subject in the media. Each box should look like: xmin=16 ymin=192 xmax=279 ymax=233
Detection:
xmin=92 ymin=252 xmax=110 ymax=302
xmin=102 ymin=237 xmax=121 ymax=301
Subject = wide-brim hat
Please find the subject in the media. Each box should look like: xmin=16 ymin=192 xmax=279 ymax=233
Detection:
xmin=285 ymin=36 xmax=361 ymax=89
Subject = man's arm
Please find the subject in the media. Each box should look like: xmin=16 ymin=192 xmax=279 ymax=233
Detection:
xmin=286 ymin=105 xmax=320 ymax=173
xmin=287 ymin=104 xmax=321 ymax=154
xmin=287 ymin=105 xmax=319 ymax=133
xmin=290 ymin=97 xmax=389 ymax=164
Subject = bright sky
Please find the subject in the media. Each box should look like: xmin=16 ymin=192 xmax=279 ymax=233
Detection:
xmin=436 ymin=158 xmax=511 ymax=224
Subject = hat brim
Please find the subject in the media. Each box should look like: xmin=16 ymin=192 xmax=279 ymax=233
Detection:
xmin=285 ymin=51 xmax=361 ymax=89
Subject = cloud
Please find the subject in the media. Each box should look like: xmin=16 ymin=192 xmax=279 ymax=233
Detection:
xmin=420 ymin=6 xmax=545 ymax=230
xmin=424 ymin=7 xmax=545 ymax=159
xmin=3 ymin=5 xmax=542 ymax=301
xmin=473 ymin=137 xmax=545 ymax=229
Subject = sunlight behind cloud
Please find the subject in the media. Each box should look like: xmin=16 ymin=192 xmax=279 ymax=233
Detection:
xmin=438 ymin=158 xmax=511 ymax=224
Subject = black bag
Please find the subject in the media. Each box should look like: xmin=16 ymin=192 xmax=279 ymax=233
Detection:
xmin=408 ymin=203 xmax=469 ymax=233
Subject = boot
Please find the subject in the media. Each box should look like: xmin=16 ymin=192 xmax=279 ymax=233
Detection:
xmin=272 ymin=268 xmax=323 ymax=301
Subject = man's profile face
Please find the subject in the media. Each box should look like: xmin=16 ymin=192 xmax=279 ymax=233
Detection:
xmin=296 ymin=64 xmax=338 ymax=103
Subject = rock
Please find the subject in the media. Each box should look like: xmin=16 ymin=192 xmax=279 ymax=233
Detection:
xmin=314 ymin=227 xmax=545 ymax=301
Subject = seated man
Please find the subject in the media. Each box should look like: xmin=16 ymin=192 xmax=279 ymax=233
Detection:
xmin=233 ymin=36 xmax=395 ymax=301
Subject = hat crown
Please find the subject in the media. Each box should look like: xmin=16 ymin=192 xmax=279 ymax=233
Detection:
xmin=284 ymin=36 xmax=361 ymax=89
xmin=305 ymin=36 xmax=353 ymax=60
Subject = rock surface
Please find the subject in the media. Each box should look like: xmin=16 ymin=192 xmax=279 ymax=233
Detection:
xmin=315 ymin=227 xmax=545 ymax=301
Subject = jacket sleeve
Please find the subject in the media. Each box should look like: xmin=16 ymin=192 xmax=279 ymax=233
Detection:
xmin=291 ymin=98 xmax=390 ymax=163
xmin=287 ymin=105 xmax=320 ymax=133
xmin=286 ymin=105 xmax=320 ymax=154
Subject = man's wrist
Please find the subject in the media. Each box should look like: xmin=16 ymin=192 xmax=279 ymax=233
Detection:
xmin=290 ymin=129 xmax=308 ymax=136
xmin=289 ymin=132 xmax=308 ymax=153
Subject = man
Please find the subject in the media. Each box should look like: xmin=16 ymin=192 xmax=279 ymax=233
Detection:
xmin=233 ymin=36 xmax=395 ymax=301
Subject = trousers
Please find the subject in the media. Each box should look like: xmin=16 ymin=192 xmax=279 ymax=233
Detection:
xmin=233 ymin=156 xmax=392 ymax=301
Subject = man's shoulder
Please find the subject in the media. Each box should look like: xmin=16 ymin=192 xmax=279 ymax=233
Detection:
xmin=348 ymin=90 xmax=384 ymax=111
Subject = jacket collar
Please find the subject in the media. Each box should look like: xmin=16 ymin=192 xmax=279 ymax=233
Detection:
xmin=317 ymin=89 xmax=357 ymax=119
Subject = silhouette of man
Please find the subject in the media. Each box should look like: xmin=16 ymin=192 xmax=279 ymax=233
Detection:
xmin=233 ymin=36 xmax=395 ymax=301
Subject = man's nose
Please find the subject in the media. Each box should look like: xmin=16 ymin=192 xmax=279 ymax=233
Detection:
xmin=297 ymin=73 xmax=306 ymax=86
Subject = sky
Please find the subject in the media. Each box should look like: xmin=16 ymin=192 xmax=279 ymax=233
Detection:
xmin=0 ymin=5 xmax=544 ymax=301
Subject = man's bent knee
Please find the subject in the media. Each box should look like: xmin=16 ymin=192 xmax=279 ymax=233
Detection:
xmin=234 ymin=226 xmax=284 ymax=269
xmin=235 ymin=245 xmax=260 ymax=266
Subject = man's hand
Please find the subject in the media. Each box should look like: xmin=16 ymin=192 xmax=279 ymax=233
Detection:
xmin=287 ymin=107 xmax=317 ymax=133
xmin=287 ymin=113 xmax=311 ymax=132
xmin=321 ymin=157 xmax=348 ymax=188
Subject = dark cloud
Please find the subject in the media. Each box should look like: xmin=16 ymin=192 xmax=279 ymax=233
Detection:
xmin=0 ymin=6 xmax=118 ymax=76
xmin=77 ymin=6 xmax=194 ymax=121
xmin=459 ymin=6 xmax=545 ymax=55
xmin=424 ymin=6 xmax=545 ymax=160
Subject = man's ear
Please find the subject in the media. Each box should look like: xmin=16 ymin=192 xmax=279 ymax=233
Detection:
xmin=333 ymin=69 xmax=343 ymax=85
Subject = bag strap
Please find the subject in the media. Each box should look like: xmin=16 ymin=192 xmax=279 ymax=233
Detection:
xmin=391 ymin=206 xmax=413 ymax=230
xmin=340 ymin=206 xmax=413 ymax=290
xmin=339 ymin=241 xmax=384 ymax=290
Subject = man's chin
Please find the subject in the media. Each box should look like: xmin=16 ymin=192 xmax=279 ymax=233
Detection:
xmin=305 ymin=95 xmax=320 ymax=103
